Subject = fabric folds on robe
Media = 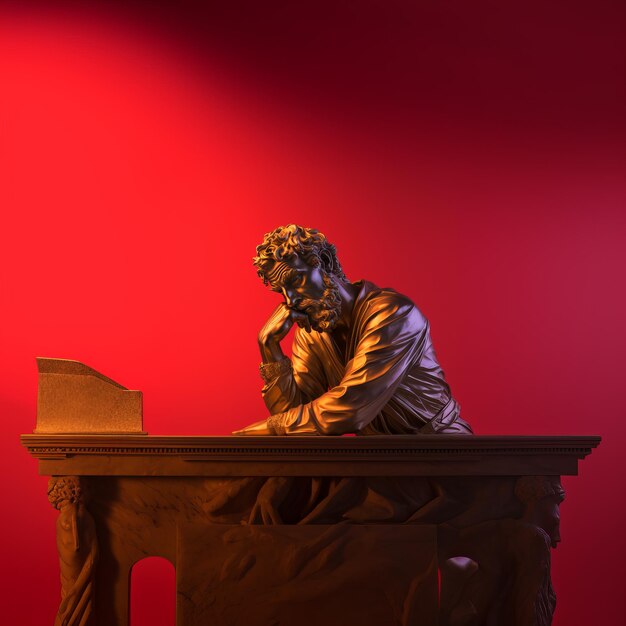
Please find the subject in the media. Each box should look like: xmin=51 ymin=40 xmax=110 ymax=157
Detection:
xmin=262 ymin=280 xmax=472 ymax=435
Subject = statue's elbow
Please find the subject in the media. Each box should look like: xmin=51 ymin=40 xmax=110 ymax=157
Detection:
xmin=317 ymin=420 xmax=343 ymax=436
xmin=317 ymin=411 xmax=364 ymax=436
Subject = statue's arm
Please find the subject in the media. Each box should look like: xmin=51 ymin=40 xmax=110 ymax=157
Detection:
xmin=269 ymin=299 xmax=427 ymax=435
xmin=233 ymin=305 xmax=326 ymax=435
xmin=260 ymin=327 xmax=326 ymax=415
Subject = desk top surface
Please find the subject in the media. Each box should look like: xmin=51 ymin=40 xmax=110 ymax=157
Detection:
xmin=21 ymin=434 xmax=600 ymax=477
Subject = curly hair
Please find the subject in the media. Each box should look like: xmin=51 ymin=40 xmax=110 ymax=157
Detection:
xmin=48 ymin=476 xmax=83 ymax=509
xmin=253 ymin=224 xmax=347 ymax=284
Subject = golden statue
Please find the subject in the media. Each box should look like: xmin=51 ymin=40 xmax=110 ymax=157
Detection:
xmin=235 ymin=224 xmax=472 ymax=435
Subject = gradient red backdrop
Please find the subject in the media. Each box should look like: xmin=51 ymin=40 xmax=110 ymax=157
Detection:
xmin=1 ymin=2 xmax=624 ymax=624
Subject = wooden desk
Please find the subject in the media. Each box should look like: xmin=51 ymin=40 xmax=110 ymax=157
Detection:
xmin=22 ymin=359 xmax=600 ymax=626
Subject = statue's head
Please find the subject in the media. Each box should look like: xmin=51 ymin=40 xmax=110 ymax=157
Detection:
xmin=48 ymin=476 xmax=83 ymax=510
xmin=515 ymin=476 xmax=565 ymax=548
xmin=253 ymin=224 xmax=348 ymax=332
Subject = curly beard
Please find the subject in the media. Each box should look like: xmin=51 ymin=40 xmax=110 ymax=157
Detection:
xmin=298 ymin=274 xmax=342 ymax=332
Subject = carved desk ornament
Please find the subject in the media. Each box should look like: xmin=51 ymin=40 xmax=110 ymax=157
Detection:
xmin=22 ymin=225 xmax=600 ymax=626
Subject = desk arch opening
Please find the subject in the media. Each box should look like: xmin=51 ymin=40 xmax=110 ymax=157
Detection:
xmin=130 ymin=556 xmax=176 ymax=626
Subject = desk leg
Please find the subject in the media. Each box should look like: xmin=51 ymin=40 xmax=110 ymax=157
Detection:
xmin=48 ymin=476 xmax=99 ymax=626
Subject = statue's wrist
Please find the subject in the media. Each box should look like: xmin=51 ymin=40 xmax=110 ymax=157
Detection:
xmin=267 ymin=414 xmax=286 ymax=435
xmin=259 ymin=359 xmax=292 ymax=384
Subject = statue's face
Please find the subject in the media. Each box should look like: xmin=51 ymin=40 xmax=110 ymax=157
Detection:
xmin=266 ymin=255 xmax=342 ymax=332
xmin=541 ymin=499 xmax=561 ymax=548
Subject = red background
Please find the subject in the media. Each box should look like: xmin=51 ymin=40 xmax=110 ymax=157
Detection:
xmin=1 ymin=1 xmax=624 ymax=624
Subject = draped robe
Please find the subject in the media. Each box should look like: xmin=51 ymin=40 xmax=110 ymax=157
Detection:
xmin=262 ymin=280 xmax=472 ymax=435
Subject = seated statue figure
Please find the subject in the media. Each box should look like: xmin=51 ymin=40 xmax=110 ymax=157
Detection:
xmin=235 ymin=224 xmax=472 ymax=436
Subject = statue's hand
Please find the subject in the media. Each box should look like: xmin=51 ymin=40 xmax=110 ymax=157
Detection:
xmin=259 ymin=303 xmax=296 ymax=346
xmin=258 ymin=304 xmax=311 ymax=363
xmin=232 ymin=419 xmax=273 ymax=436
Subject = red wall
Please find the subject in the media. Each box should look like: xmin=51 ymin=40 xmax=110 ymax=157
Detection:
xmin=1 ymin=2 xmax=624 ymax=624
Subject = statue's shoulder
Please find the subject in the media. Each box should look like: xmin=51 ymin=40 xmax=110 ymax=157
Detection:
xmin=356 ymin=281 xmax=427 ymax=326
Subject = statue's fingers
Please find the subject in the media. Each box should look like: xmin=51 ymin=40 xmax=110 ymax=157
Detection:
xmin=233 ymin=419 xmax=270 ymax=436
xmin=232 ymin=427 xmax=256 ymax=436
xmin=291 ymin=310 xmax=311 ymax=333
